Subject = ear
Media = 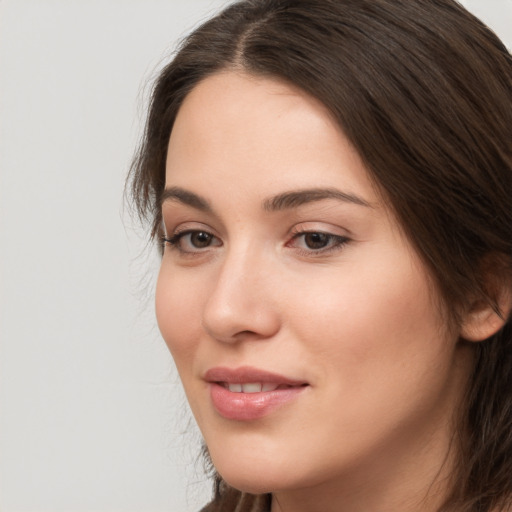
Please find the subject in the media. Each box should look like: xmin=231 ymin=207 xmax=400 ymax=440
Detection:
xmin=460 ymin=302 xmax=510 ymax=342
xmin=460 ymin=262 xmax=512 ymax=342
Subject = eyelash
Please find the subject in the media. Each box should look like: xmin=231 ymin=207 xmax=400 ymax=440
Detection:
xmin=287 ymin=228 xmax=350 ymax=256
xmin=161 ymin=229 xmax=350 ymax=256
xmin=161 ymin=230 xmax=221 ymax=255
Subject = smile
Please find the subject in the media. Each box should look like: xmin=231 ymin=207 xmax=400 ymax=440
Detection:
xmin=221 ymin=382 xmax=302 ymax=393
xmin=205 ymin=367 xmax=309 ymax=421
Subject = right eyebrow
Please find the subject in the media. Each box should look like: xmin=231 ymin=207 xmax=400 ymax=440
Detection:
xmin=160 ymin=186 xmax=213 ymax=213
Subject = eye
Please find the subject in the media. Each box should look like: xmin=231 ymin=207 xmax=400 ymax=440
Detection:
xmin=288 ymin=230 xmax=349 ymax=255
xmin=302 ymin=232 xmax=331 ymax=250
xmin=162 ymin=229 xmax=221 ymax=253
xmin=184 ymin=231 xmax=215 ymax=248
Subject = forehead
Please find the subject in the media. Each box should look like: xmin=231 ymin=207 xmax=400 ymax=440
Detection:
xmin=165 ymin=71 xmax=378 ymax=205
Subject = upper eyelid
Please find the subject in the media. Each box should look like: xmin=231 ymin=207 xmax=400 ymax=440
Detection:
xmin=163 ymin=220 xmax=219 ymax=237
xmin=289 ymin=231 xmax=349 ymax=244
xmin=161 ymin=197 xmax=357 ymax=231
xmin=163 ymin=220 xmax=351 ymax=245
xmin=168 ymin=228 xmax=220 ymax=242
xmin=289 ymin=222 xmax=351 ymax=237
xmin=164 ymin=224 xmax=349 ymax=238
xmin=167 ymin=228 xmax=348 ymax=252
xmin=291 ymin=230 xmax=347 ymax=238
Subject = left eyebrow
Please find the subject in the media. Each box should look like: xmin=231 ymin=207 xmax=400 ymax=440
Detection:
xmin=263 ymin=188 xmax=373 ymax=211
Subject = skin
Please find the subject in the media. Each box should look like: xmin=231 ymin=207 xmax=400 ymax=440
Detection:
xmin=156 ymin=71 xmax=475 ymax=512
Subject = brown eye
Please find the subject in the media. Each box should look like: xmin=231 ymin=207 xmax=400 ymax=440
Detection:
xmin=190 ymin=231 xmax=214 ymax=248
xmin=287 ymin=230 xmax=350 ymax=255
xmin=164 ymin=229 xmax=221 ymax=254
xmin=303 ymin=232 xmax=330 ymax=249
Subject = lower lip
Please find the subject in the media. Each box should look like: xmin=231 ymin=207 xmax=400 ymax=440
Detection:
xmin=209 ymin=383 xmax=307 ymax=421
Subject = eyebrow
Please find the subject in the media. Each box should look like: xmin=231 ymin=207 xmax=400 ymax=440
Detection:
xmin=160 ymin=186 xmax=372 ymax=213
xmin=160 ymin=186 xmax=213 ymax=212
xmin=262 ymin=188 xmax=372 ymax=211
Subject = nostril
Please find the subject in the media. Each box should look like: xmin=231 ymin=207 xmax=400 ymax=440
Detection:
xmin=238 ymin=330 xmax=258 ymax=337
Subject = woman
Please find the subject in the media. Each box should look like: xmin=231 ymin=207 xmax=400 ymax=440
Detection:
xmin=129 ymin=0 xmax=512 ymax=510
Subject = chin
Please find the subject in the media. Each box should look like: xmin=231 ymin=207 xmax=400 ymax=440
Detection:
xmin=218 ymin=469 xmax=299 ymax=495
xmin=220 ymin=472 xmax=274 ymax=495
xmin=210 ymin=448 xmax=314 ymax=495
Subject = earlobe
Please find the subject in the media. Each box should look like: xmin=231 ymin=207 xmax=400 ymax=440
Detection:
xmin=460 ymin=279 xmax=512 ymax=343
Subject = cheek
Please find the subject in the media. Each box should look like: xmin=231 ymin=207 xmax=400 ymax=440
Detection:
xmin=155 ymin=263 xmax=203 ymax=363
xmin=289 ymin=251 xmax=448 ymax=385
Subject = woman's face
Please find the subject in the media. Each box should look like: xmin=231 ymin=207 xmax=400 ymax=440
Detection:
xmin=156 ymin=71 xmax=472 ymax=502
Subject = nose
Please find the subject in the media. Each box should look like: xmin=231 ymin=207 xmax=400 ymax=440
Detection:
xmin=201 ymin=247 xmax=281 ymax=344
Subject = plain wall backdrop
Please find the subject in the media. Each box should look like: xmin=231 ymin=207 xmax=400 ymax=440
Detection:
xmin=0 ymin=1 xmax=510 ymax=511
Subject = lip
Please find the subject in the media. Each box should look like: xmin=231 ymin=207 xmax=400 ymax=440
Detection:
xmin=204 ymin=366 xmax=307 ymax=386
xmin=205 ymin=366 xmax=309 ymax=421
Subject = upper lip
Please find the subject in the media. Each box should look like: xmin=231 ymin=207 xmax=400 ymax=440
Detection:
xmin=204 ymin=366 xmax=308 ymax=386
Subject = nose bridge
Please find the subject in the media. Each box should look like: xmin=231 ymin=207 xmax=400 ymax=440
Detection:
xmin=202 ymin=238 xmax=279 ymax=342
xmin=219 ymin=241 xmax=254 ymax=283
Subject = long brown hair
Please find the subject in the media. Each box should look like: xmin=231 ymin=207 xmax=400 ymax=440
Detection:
xmin=129 ymin=1 xmax=512 ymax=510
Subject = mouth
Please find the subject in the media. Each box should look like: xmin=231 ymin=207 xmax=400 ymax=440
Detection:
xmin=219 ymin=382 xmax=307 ymax=393
xmin=204 ymin=366 xmax=309 ymax=421
xmin=204 ymin=365 xmax=308 ymax=389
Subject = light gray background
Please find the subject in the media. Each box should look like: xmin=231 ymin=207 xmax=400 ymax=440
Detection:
xmin=0 ymin=1 xmax=510 ymax=511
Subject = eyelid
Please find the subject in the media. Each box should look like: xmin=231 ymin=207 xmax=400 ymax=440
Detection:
xmin=288 ymin=222 xmax=350 ymax=240
xmin=162 ymin=219 xmax=219 ymax=238
xmin=287 ymin=224 xmax=351 ymax=256
xmin=160 ymin=220 xmax=351 ymax=257
xmin=161 ymin=224 xmax=222 ymax=256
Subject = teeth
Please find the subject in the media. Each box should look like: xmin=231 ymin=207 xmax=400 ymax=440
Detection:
xmin=225 ymin=382 xmax=280 ymax=393
xmin=242 ymin=383 xmax=262 ymax=393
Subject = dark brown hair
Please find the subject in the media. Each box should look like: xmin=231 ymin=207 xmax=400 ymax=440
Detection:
xmin=129 ymin=1 xmax=512 ymax=510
